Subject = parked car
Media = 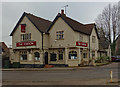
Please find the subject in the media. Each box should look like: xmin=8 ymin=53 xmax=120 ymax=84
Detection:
xmin=112 ymin=56 xmax=120 ymax=62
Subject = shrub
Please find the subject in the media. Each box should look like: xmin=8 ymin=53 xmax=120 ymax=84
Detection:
xmin=12 ymin=62 xmax=20 ymax=68
xmin=95 ymin=56 xmax=110 ymax=63
xmin=4 ymin=60 xmax=11 ymax=68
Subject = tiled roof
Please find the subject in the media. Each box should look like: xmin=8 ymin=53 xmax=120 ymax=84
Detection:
xmin=10 ymin=12 xmax=52 ymax=36
xmin=10 ymin=12 xmax=99 ymax=37
xmin=26 ymin=13 xmax=52 ymax=33
xmin=48 ymin=13 xmax=98 ymax=36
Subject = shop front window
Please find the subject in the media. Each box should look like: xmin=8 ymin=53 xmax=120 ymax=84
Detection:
xmin=58 ymin=50 xmax=63 ymax=60
xmin=92 ymin=51 xmax=95 ymax=58
xmin=50 ymin=53 xmax=57 ymax=61
xmin=34 ymin=52 xmax=40 ymax=61
xmin=83 ymin=52 xmax=87 ymax=58
xmin=20 ymin=51 xmax=27 ymax=61
xmin=69 ymin=51 xmax=77 ymax=59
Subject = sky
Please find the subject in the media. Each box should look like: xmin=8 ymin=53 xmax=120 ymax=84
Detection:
xmin=1 ymin=0 xmax=120 ymax=47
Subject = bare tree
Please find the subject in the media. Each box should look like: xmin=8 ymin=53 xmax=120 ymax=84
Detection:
xmin=95 ymin=3 xmax=119 ymax=43
xmin=118 ymin=1 xmax=120 ymax=34
xmin=111 ymin=3 xmax=119 ymax=41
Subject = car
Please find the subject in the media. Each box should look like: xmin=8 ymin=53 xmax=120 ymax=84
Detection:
xmin=112 ymin=56 xmax=120 ymax=62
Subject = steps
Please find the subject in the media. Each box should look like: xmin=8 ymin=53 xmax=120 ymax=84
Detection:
xmin=44 ymin=64 xmax=54 ymax=68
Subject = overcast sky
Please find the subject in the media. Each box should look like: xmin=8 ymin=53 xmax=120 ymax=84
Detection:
xmin=1 ymin=1 xmax=119 ymax=47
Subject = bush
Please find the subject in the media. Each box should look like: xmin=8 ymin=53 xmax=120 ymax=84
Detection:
xmin=12 ymin=62 xmax=20 ymax=68
xmin=95 ymin=56 xmax=110 ymax=63
xmin=4 ymin=60 xmax=11 ymax=68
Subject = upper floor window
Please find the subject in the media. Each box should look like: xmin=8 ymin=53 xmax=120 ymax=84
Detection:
xmin=92 ymin=36 xmax=96 ymax=43
xmin=56 ymin=31 xmax=64 ymax=40
xmin=21 ymin=33 xmax=31 ymax=41
xmin=79 ymin=34 xmax=83 ymax=42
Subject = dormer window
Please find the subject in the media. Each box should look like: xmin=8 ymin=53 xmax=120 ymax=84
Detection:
xmin=56 ymin=31 xmax=64 ymax=40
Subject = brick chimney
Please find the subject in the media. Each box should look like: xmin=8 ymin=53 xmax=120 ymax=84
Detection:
xmin=61 ymin=9 xmax=64 ymax=14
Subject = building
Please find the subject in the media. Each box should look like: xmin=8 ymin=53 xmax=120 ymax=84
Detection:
xmin=97 ymin=30 xmax=111 ymax=58
xmin=115 ymin=35 xmax=120 ymax=55
xmin=0 ymin=42 xmax=10 ymax=67
xmin=0 ymin=42 xmax=9 ymax=58
xmin=10 ymin=10 xmax=110 ymax=67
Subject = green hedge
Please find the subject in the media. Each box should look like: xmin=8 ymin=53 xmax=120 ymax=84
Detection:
xmin=95 ymin=56 xmax=110 ymax=63
xmin=12 ymin=62 xmax=20 ymax=68
xmin=4 ymin=60 xmax=11 ymax=68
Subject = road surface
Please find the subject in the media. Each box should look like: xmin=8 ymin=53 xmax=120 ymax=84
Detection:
xmin=2 ymin=62 xmax=120 ymax=85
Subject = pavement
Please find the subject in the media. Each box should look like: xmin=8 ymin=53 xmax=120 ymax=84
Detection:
xmin=1 ymin=66 xmax=95 ymax=71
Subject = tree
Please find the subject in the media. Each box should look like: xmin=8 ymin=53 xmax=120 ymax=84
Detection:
xmin=95 ymin=3 xmax=119 ymax=43
xmin=111 ymin=4 xmax=119 ymax=41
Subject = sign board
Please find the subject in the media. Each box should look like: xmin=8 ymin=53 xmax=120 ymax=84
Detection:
xmin=21 ymin=24 xmax=26 ymax=33
xmin=76 ymin=42 xmax=88 ymax=47
xmin=16 ymin=41 xmax=36 ymax=47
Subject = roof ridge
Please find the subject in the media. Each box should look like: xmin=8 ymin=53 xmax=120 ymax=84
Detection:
xmin=61 ymin=14 xmax=84 ymax=26
xmin=25 ymin=12 xmax=52 ymax=22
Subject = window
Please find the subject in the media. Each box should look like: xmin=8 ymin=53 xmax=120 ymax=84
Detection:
xmin=69 ymin=51 xmax=77 ymax=59
xmin=20 ymin=51 xmax=27 ymax=61
xmin=50 ymin=53 xmax=57 ymax=61
xmin=92 ymin=36 xmax=96 ymax=43
xmin=83 ymin=52 xmax=87 ymax=58
xmin=92 ymin=51 xmax=95 ymax=58
xmin=79 ymin=34 xmax=83 ymax=41
xmin=34 ymin=52 xmax=40 ymax=61
xmin=21 ymin=33 xmax=31 ymax=41
xmin=58 ymin=50 xmax=63 ymax=60
xmin=56 ymin=31 xmax=64 ymax=40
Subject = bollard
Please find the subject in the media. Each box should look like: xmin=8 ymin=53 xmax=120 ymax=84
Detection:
xmin=110 ymin=70 xmax=113 ymax=83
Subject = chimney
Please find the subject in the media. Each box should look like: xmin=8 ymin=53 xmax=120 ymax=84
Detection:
xmin=61 ymin=9 xmax=64 ymax=14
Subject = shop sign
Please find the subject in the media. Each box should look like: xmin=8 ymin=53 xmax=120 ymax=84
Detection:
xmin=21 ymin=24 xmax=26 ymax=33
xmin=16 ymin=41 xmax=36 ymax=47
xmin=76 ymin=42 xmax=88 ymax=47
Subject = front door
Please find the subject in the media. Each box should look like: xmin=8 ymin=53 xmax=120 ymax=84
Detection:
xmin=45 ymin=52 xmax=48 ymax=64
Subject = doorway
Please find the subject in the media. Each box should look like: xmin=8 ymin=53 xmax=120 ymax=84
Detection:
xmin=45 ymin=52 xmax=48 ymax=64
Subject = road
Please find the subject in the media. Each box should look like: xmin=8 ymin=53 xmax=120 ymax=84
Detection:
xmin=2 ymin=62 xmax=120 ymax=85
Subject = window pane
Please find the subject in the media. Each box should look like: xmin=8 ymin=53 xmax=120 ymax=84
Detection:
xmin=59 ymin=35 xmax=61 ymax=39
xmin=50 ymin=53 xmax=57 ymax=61
xmin=69 ymin=51 xmax=77 ymax=59
xmin=57 ymin=35 xmax=59 ymax=39
xmin=62 ymin=35 xmax=64 ymax=39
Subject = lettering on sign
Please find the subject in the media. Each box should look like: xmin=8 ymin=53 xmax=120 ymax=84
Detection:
xmin=16 ymin=41 xmax=36 ymax=47
xmin=76 ymin=42 xmax=88 ymax=47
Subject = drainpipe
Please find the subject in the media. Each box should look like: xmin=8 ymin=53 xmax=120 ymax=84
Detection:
xmin=89 ymin=35 xmax=91 ymax=63
xmin=41 ymin=32 xmax=45 ymax=66
xmin=42 ymin=32 xmax=43 ymax=50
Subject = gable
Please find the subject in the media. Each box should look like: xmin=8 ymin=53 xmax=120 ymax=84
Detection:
xmin=10 ymin=12 xmax=52 ymax=36
xmin=47 ymin=13 xmax=96 ymax=36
